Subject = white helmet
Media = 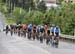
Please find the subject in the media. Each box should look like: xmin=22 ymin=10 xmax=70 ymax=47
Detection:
xmin=41 ymin=26 xmax=44 ymax=28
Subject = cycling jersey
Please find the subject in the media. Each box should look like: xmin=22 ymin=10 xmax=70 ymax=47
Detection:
xmin=37 ymin=26 xmax=40 ymax=32
xmin=22 ymin=24 xmax=27 ymax=30
xmin=33 ymin=25 xmax=36 ymax=33
xmin=50 ymin=27 xmax=55 ymax=33
xmin=33 ymin=25 xmax=36 ymax=30
xmin=44 ymin=25 xmax=48 ymax=31
xmin=40 ymin=26 xmax=44 ymax=33
xmin=55 ymin=27 xmax=60 ymax=37
xmin=55 ymin=27 xmax=60 ymax=33
xmin=28 ymin=24 xmax=32 ymax=32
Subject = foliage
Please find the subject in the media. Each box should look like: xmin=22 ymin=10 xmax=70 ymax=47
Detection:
xmin=37 ymin=0 xmax=47 ymax=13
xmin=42 ymin=3 xmax=75 ymax=35
xmin=57 ymin=0 xmax=64 ymax=4
xmin=0 ymin=3 xmax=8 ymax=14
xmin=12 ymin=7 xmax=26 ymax=24
xmin=1 ymin=1 xmax=75 ymax=35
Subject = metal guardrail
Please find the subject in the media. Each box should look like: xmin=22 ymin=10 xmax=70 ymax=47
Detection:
xmin=60 ymin=34 xmax=75 ymax=43
xmin=60 ymin=34 xmax=75 ymax=40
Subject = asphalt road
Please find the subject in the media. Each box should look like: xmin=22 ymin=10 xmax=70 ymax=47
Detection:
xmin=0 ymin=12 xmax=75 ymax=54
xmin=0 ymin=32 xmax=75 ymax=54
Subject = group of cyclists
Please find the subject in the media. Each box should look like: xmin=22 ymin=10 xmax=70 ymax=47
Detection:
xmin=5 ymin=24 xmax=60 ymax=48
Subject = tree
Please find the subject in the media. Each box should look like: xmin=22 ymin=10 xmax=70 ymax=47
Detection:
xmin=19 ymin=0 xmax=35 ymax=11
xmin=31 ymin=10 xmax=43 ymax=25
xmin=37 ymin=0 xmax=47 ymax=13
xmin=56 ymin=0 xmax=64 ymax=4
xmin=12 ymin=7 xmax=26 ymax=24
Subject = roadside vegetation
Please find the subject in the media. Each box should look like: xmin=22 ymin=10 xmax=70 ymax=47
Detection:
xmin=0 ymin=0 xmax=75 ymax=35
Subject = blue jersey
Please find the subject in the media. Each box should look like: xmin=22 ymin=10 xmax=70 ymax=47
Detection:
xmin=28 ymin=25 xmax=32 ymax=31
xmin=55 ymin=27 xmax=60 ymax=33
xmin=50 ymin=27 xmax=55 ymax=33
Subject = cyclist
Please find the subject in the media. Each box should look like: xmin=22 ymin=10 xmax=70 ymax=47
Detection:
xmin=32 ymin=25 xmax=36 ymax=40
xmin=6 ymin=25 xmax=9 ymax=35
xmin=39 ymin=25 xmax=44 ymax=43
xmin=14 ymin=24 xmax=18 ymax=34
xmin=17 ymin=24 xmax=22 ymax=36
xmin=44 ymin=25 xmax=48 ymax=39
xmin=15 ymin=24 xmax=18 ymax=34
xmin=46 ymin=29 xmax=50 ymax=45
xmin=36 ymin=25 xmax=41 ymax=40
xmin=10 ymin=25 xmax=14 ymax=36
xmin=22 ymin=24 xmax=27 ymax=37
xmin=28 ymin=24 xmax=32 ymax=39
xmin=54 ymin=26 xmax=60 ymax=48
xmin=50 ymin=24 xmax=55 ymax=46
